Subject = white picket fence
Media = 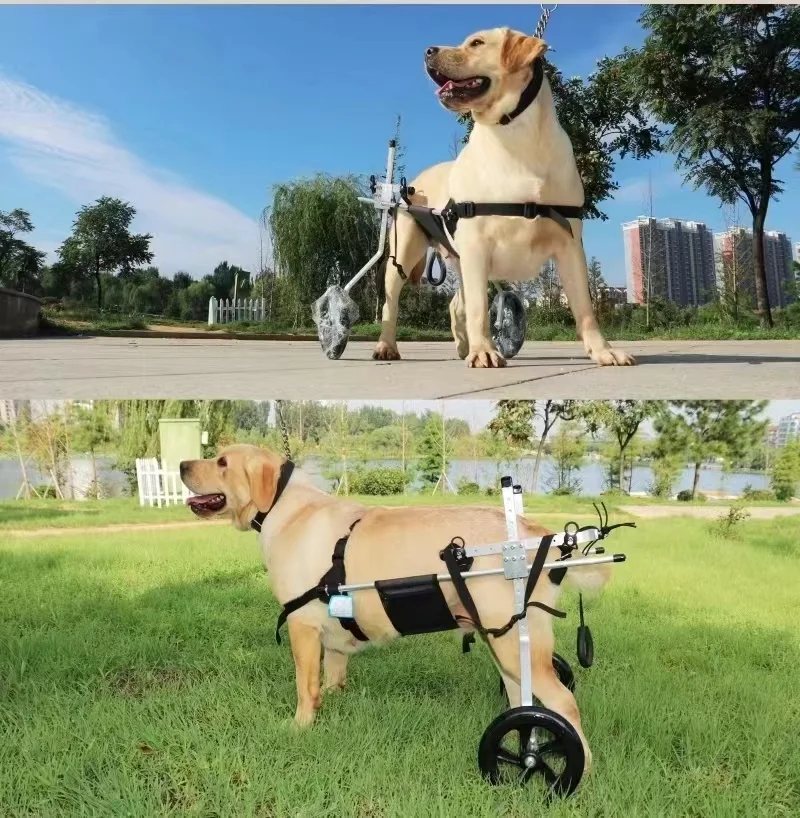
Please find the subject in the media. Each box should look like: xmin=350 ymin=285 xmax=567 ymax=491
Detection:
xmin=208 ymin=297 xmax=267 ymax=326
xmin=135 ymin=458 xmax=193 ymax=507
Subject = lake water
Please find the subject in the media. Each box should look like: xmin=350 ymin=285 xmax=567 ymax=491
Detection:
xmin=0 ymin=454 xmax=768 ymax=501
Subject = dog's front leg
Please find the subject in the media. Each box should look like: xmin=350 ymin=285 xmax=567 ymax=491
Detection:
xmin=288 ymin=619 xmax=322 ymax=727
xmin=459 ymin=242 xmax=506 ymax=368
xmin=448 ymin=261 xmax=469 ymax=359
xmin=556 ymin=231 xmax=635 ymax=366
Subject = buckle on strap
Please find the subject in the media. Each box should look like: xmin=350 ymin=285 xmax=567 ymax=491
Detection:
xmin=459 ymin=201 xmax=476 ymax=219
xmin=522 ymin=203 xmax=539 ymax=219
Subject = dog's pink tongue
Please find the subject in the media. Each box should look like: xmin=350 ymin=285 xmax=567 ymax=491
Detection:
xmin=437 ymin=80 xmax=455 ymax=96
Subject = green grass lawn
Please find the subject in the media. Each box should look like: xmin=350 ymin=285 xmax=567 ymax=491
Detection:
xmin=1 ymin=510 xmax=798 ymax=816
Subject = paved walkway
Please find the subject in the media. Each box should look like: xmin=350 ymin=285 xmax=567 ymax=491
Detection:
xmin=2 ymin=337 xmax=798 ymax=399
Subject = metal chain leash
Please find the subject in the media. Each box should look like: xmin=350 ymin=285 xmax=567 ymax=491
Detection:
xmin=275 ymin=400 xmax=292 ymax=460
xmin=534 ymin=4 xmax=558 ymax=40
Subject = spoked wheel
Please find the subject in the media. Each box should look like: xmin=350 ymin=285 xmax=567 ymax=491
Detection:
xmin=498 ymin=652 xmax=576 ymax=702
xmin=490 ymin=289 xmax=527 ymax=359
xmin=478 ymin=706 xmax=585 ymax=796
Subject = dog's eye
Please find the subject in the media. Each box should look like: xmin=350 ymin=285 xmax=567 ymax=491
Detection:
xmin=469 ymin=38 xmax=484 ymax=48
xmin=217 ymin=457 xmax=227 ymax=468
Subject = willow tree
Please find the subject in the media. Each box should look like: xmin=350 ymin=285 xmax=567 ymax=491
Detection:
xmin=267 ymin=175 xmax=380 ymax=326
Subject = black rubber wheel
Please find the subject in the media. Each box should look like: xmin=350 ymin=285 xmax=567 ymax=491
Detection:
xmin=490 ymin=290 xmax=527 ymax=359
xmin=499 ymin=653 xmax=576 ymax=701
xmin=478 ymin=706 xmax=585 ymax=796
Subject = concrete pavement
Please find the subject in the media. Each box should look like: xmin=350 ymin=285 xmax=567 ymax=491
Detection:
xmin=1 ymin=336 xmax=798 ymax=399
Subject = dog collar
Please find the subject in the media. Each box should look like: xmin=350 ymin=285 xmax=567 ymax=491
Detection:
xmin=498 ymin=59 xmax=545 ymax=126
xmin=251 ymin=459 xmax=295 ymax=533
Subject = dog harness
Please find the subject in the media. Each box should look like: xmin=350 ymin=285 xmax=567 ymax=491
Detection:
xmin=390 ymin=58 xmax=582 ymax=281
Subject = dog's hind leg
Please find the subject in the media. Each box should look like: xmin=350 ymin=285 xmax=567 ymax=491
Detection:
xmin=323 ymin=648 xmax=349 ymax=693
xmin=555 ymin=227 xmax=634 ymax=367
xmin=373 ymin=213 xmax=428 ymax=361
xmin=288 ymin=619 xmax=323 ymax=727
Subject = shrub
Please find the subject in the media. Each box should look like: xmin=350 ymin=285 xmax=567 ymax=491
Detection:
xmin=712 ymin=504 xmax=751 ymax=540
xmin=456 ymin=478 xmax=481 ymax=496
xmin=349 ymin=467 xmax=405 ymax=496
xmin=741 ymin=486 xmax=777 ymax=502
xmin=677 ymin=490 xmax=707 ymax=502
xmin=550 ymin=486 xmax=576 ymax=496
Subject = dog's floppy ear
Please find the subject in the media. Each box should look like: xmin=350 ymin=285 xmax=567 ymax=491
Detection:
xmin=501 ymin=30 xmax=548 ymax=74
xmin=246 ymin=456 xmax=277 ymax=512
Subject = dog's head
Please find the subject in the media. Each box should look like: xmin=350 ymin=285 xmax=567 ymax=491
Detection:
xmin=425 ymin=27 xmax=548 ymax=119
xmin=180 ymin=444 xmax=286 ymax=531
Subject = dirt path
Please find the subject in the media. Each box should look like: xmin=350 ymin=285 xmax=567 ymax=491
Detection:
xmin=4 ymin=519 xmax=227 ymax=538
xmin=619 ymin=505 xmax=800 ymax=520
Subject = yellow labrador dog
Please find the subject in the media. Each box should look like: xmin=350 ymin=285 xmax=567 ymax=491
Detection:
xmin=181 ymin=444 xmax=616 ymax=772
xmin=373 ymin=27 xmax=633 ymax=369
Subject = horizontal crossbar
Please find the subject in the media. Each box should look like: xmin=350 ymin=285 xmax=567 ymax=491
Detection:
xmin=464 ymin=527 xmax=602 ymax=558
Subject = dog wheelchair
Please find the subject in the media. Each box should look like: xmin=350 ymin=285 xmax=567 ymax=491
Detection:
xmin=274 ymin=473 xmax=631 ymax=797
xmin=311 ymin=138 xmax=534 ymax=361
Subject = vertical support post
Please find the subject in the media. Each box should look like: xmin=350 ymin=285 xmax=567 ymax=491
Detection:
xmin=513 ymin=484 xmax=524 ymax=517
xmin=501 ymin=475 xmax=532 ymax=708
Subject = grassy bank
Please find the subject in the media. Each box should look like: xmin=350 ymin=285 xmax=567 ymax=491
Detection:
xmin=1 ymin=512 xmax=798 ymax=815
xmin=42 ymin=310 xmax=800 ymax=342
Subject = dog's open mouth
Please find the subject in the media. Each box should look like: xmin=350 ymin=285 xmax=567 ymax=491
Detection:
xmin=186 ymin=493 xmax=226 ymax=517
xmin=427 ymin=67 xmax=490 ymax=103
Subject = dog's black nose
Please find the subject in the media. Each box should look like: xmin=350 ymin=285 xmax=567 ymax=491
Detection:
xmin=425 ymin=46 xmax=439 ymax=58
xmin=179 ymin=461 xmax=187 ymax=477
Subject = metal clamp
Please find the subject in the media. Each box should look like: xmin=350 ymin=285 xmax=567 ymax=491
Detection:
xmin=502 ymin=540 xmax=528 ymax=580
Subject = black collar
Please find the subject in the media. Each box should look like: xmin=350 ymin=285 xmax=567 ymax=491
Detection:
xmin=498 ymin=59 xmax=544 ymax=126
xmin=251 ymin=459 xmax=295 ymax=533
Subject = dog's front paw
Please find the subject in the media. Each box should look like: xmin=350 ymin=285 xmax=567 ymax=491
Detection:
xmin=373 ymin=340 xmax=401 ymax=361
xmin=589 ymin=345 xmax=635 ymax=367
xmin=467 ymin=344 xmax=506 ymax=369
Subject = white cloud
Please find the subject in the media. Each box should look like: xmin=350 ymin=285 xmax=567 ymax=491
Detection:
xmin=612 ymin=168 xmax=685 ymax=207
xmin=0 ymin=73 xmax=262 ymax=276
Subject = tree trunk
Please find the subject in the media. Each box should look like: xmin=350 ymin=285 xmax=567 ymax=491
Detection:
xmin=691 ymin=461 xmax=701 ymax=499
xmin=91 ymin=448 xmax=98 ymax=499
xmin=618 ymin=447 xmax=626 ymax=492
xmin=752 ymin=207 xmax=773 ymax=328
xmin=531 ymin=436 xmax=546 ymax=495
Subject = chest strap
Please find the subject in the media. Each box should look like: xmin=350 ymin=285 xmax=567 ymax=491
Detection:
xmin=442 ymin=199 xmax=582 ymax=240
xmin=274 ymin=519 xmax=369 ymax=645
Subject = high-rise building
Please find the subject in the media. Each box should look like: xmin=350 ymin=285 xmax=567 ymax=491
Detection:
xmin=776 ymin=412 xmax=800 ymax=447
xmin=623 ymin=217 xmax=716 ymax=306
xmin=714 ymin=229 xmax=795 ymax=308
xmin=794 ymin=242 xmax=800 ymax=265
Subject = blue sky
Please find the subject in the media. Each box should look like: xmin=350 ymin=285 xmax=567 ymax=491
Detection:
xmin=0 ymin=4 xmax=797 ymax=285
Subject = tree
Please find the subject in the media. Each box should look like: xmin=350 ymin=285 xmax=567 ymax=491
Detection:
xmin=0 ymin=209 xmax=45 ymax=293
xmin=547 ymin=423 xmax=585 ymax=495
xmin=771 ymin=440 xmax=800 ymax=500
xmin=71 ymin=402 xmax=116 ymax=499
xmin=209 ymin=261 xmax=252 ymax=301
xmin=579 ymin=401 xmax=661 ymax=492
xmin=624 ymin=5 xmax=800 ymax=328
xmin=418 ymin=412 xmax=452 ymax=489
xmin=533 ymin=401 xmax=576 ymax=494
xmin=587 ymin=257 xmax=606 ymax=308
xmin=58 ymin=197 xmax=153 ymax=310
xmin=655 ymin=401 xmax=769 ymax=499
xmin=488 ymin=401 xmax=535 ymax=449
xmin=458 ymin=55 xmax=664 ymax=220
xmin=268 ymin=175 xmax=379 ymax=325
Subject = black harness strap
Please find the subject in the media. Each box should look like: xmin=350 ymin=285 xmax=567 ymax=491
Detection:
xmin=274 ymin=519 xmax=369 ymax=645
xmin=250 ymin=459 xmax=295 ymax=534
xmin=442 ymin=200 xmax=582 ymax=240
xmin=440 ymin=534 xmax=566 ymax=645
